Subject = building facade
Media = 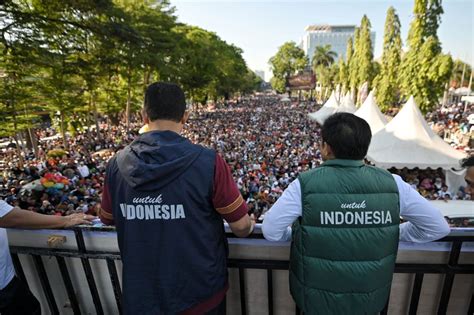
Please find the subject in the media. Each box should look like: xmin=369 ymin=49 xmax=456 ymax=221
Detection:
xmin=301 ymin=25 xmax=375 ymax=63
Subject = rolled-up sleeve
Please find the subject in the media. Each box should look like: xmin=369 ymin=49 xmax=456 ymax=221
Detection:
xmin=262 ymin=179 xmax=302 ymax=242
xmin=213 ymin=154 xmax=248 ymax=223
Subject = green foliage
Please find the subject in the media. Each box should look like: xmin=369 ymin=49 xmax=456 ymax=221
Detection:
xmin=401 ymin=0 xmax=453 ymax=113
xmin=349 ymin=28 xmax=360 ymax=92
xmin=311 ymin=45 xmax=337 ymax=68
xmin=268 ymin=41 xmax=307 ymax=93
xmin=338 ymin=59 xmax=349 ymax=94
xmin=315 ymin=63 xmax=339 ymax=100
xmin=375 ymin=6 xmax=402 ymax=111
xmin=0 ymin=0 xmax=259 ymax=138
xmin=357 ymin=15 xmax=375 ymax=91
xmin=347 ymin=16 xmax=375 ymax=103
xmin=451 ymin=59 xmax=473 ymax=89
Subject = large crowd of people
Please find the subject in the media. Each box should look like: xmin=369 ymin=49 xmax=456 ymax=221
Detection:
xmin=427 ymin=101 xmax=474 ymax=150
xmin=0 ymin=95 xmax=472 ymax=225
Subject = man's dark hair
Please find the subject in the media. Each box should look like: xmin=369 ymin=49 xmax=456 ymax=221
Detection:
xmin=321 ymin=113 xmax=372 ymax=160
xmin=144 ymin=82 xmax=186 ymax=122
xmin=461 ymin=155 xmax=474 ymax=168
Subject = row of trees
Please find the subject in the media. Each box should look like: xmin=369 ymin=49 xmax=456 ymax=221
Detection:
xmin=0 ymin=0 xmax=262 ymax=147
xmin=269 ymin=0 xmax=467 ymax=113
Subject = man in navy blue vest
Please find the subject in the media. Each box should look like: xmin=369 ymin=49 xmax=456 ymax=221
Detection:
xmin=100 ymin=82 xmax=254 ymax=314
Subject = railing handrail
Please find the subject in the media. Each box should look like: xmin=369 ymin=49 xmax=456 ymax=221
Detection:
xmin=7 ymin=226 xmax=474 ymax=315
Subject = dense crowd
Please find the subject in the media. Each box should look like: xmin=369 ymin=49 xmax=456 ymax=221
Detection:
xmin=0 ymin=121 xmax=141 ymax=217
xmin=0 ymin=95 xmax=472 ymax=224
xmin=427 ymin=101 xmax=474 ymax=150
xmin=184 ymin=97 xmax=320 ymax=221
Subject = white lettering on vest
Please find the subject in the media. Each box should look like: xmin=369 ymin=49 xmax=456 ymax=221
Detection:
xmin=319 ymin=210 xmax=393 ymax=226
xmin=118 ymin=195 xmax=186 ymax=221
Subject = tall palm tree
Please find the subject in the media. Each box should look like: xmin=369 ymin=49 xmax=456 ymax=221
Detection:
xmin=311 ymin=45 xmax=337 ymax=68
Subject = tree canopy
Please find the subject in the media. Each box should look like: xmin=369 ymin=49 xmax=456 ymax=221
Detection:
xmin=268 ymin=41 xmax=307 ymax=93
xmin=0 ymin=0 xmax=261 ymax=143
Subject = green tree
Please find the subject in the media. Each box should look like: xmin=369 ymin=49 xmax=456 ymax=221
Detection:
xmin=311 ymin=45 xmax=337 ymax=68
xmin=268 ymin=41 xmax=307 ymax=93
xmin=357 ymin=15 xmax=375 ymax=93
xmin=315 ymin=62 xmax=339 ymax=101
xmin=338 ymin=58 xmax=349 ymax=94
xmin=375 ymin=6 xmax=402 ymax=110
xmin=349 ymin=28 xmax=360 ymax=95
xmin=400 ymin=0 xmax=453 ymax=112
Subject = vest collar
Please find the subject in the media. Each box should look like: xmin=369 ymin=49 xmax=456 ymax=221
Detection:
xmin=322 ymin=159 xmax=365 ymax=168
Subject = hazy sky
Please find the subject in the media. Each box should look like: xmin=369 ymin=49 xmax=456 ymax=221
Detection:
xmin=171 ymin=0 xmax=473 ymax=80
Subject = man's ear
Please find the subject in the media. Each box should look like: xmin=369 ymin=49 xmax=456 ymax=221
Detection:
xmin=322 ymin=142 xmax=334 ymax=158
xmin=181 ymin=111 xmax=190 ymax=125
xmin=142 ymin=109 xmax=150 ymax=124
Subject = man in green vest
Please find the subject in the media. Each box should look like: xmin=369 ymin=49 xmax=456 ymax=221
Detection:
xmin=262 ymin=113 xmax=450 ymax=314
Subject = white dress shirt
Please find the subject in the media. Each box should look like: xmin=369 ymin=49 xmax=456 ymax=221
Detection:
xmin=262 ymin=175 xmax=451 ymax=242
xmin=0 ymin=201 xmax=15 ymax=289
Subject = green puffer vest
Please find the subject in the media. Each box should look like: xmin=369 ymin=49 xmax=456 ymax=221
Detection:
xmin=290 ymin=159 xmax=400 ymax=315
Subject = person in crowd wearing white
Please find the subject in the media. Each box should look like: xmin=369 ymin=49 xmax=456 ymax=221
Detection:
xmin=77 ymin=161 xmax=90 ymax=178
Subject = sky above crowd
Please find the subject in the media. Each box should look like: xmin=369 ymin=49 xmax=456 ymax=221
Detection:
xmin=171 ymin=0 xmax=473 ymax=81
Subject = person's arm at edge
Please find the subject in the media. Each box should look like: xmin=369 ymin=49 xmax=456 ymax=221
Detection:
xmin=262 ymin=179 xmax=302 ymax=242
xmin=213 ymin=154 xmax=254 ymax=237
xmin=99 ymin=168 xmax=114 ymax=225
xmin=0 ymin=200 xmax=94 ymax=229
xmin=394 ymin=175 xmax=451 ymax=243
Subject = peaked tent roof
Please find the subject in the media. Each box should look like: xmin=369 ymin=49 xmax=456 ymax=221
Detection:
xmin=336 ymin=92 xmax=357 ymax=114
xmin=367 ymin=96 xmax=466 ymax=169
xmin=308 ymin=91 xmax=339 ymax=124
xmin=354 ymin=91 xmax=387 ymax=134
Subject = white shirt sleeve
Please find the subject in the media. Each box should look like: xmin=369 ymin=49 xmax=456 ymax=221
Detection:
xmin=393 ymin=175 xmax=451 ymax=243
xmin=262 ymin=175 xmax=450 ymax=243
xmin=0 ymin=200 xmax=13 ymax=218
xmin=262 ymin=179 xmax=302 ymax=241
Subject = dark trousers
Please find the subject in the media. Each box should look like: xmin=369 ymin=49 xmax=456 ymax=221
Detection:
xmin=0 ymin=277 xmax=41 ymax=315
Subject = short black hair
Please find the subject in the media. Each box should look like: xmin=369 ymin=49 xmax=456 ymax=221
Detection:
xmin=144 ymin=82 xmax=186 ymax=122
xmin=461 ymin=155 xmax=474 ymax=168
xmin=321 ymin=113 xmax=372 ymax=160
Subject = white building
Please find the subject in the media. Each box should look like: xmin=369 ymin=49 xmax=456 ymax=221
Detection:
xmin=301 ymin=25 xmax=375 ymax=63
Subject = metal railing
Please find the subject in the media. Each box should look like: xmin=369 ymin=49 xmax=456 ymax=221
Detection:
xmin=9 ymin=227 xmax=474 ymax=315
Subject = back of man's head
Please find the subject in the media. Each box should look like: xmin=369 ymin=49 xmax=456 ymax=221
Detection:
xmin=144 ymin=82 xmax=186 ymax=122
xmin=321 ymin=113 xmax=372 ymax=160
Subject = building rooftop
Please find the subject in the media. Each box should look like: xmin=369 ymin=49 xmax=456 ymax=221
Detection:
xmin=305 ymin=24 xmax=356 ymax=32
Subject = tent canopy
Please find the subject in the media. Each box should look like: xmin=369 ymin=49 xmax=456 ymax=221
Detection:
xmin=308 ymin=91 xmax=339 ymax=124
xmin=367 ymin=96 xmax=466 ymax=170
xmin=354 ymin=91 xmax=387 ymax=134
xmin=336 ymin=92 xmax=356 ymax=113
xmin=308 ymin=91 xmax=356 ymax=124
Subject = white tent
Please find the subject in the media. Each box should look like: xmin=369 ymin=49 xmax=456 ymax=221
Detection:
xmin=355 ymin=91 xmax=387 ymax=134
xmin=367 ymin=96 xmax=466 ymax=170
xmin=336 ymin=92 xmax=357 ymax=114
xmin=308 ymin=91 xmax=339 ymax=124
